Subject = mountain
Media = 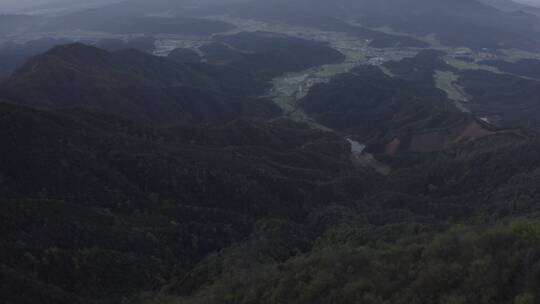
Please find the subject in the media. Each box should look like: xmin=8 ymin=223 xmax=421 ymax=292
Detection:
xmin=167 ymin=48 xmax=202 ymax=64
xmin=0 ymin=33 xmax=347 ymax=125
xmin=456 ymin=69 xmax=540 ymax=129
xmin=93 ymin=37 xmax=157 ymax=53
xmin=4 ymin=1 xmax=540 ymax=303
xmin=233 ymin=0 xmax=540 ymax=51
xmin=479 ymin=0 xmax=540 ymax=15
xmin=353 ymin=0 xmax=540 ymax=50
xmin=150 ymin=93 xmax=540 ymax=304
xmin=298 ymin=51 xmax=494 ymax=153
xmin=4 ymin=91 xmax=540 ymax=303
xmin=479 ymin=58 xmax=540 ymax=79
xmin=43 ymin=14 xmax=237 ymax=35
xmin=0 ymin=100 xmax=368 ymax=303
xmin=0 ymin=38 xmax=72 ymax=80
xmin=0 ymin=35 xmax=158 ymax=82
xmin=201 ymin=31 xmax=346 ymax=79
xmin=0 ymin=43 xmax=279 ymax=125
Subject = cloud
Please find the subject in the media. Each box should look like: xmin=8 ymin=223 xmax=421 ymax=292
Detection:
xmin=514 ymin=0 xmax=540 ymax=6
xmin=1 ymin=0 xmax=117 ymax=14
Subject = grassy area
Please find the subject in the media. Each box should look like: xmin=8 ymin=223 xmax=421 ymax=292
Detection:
xmin=434 ymin=70 xmax=470 ymax=113
xmin=501 ymin=48 xmax=540 ymax=61
xmin=444 ymin=57 xmax=502 ymax=72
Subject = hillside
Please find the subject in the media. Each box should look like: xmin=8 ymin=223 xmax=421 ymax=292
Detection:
xmin=0 ymin=43 xmax=279 ymax=125
xmin=0 ymin=38 xmax=73 ymax=79
xmin=3 ymin=93 xmax=540 ymax=303
xmin=201 ymin=31 xmax=346 ymax=79
xmin=0 ymin=100 xmax=372 ymax=303
xmin=234 ymin=0 xmax=540 ymax=51
xmin=457 ymin=69 xmax=540 ymax=129
xmin=298 ymin=61 xmax=488 ymax=153
xmin=4 ymin=1 xmax=540 ymax=303
xmin=41 ymin=10 xmax=236 ymax=36
xmin=167 ymin=48 xmax=201 ymax=64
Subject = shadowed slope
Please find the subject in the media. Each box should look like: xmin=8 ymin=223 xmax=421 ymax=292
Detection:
xmin=0 ymin=43 xmax=279 ymax=125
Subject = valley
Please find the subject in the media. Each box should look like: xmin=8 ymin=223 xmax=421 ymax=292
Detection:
xmin=3 ymin=13 xmax=540 ymax=155
xmin=198 ymin=17 xmax=423 ymax=145
xmin=4 ymin=1 xmax=540 ymax=303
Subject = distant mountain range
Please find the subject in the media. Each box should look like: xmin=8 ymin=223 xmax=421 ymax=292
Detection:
xmin=244 ymin=0 xmax=540 ymax=50
xmin=0 ymin=43 xmax=278 ymax=125
xmin=513 ymin=0 xmax=540 ymax=7
xmin=0 ymin=31 xmax=344 ymax=125
xmin=479 ymin=0 xmax=540 ymax=14
xmin=4 ymin=0 xmax=540 ymax=51
xmin=1 ymin=0 xmax=122 ymax=15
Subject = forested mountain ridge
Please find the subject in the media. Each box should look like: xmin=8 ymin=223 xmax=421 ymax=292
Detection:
xmin=2 ymin=41 xmax=540 ymax=303
xmin=0 ymin=43 xmax=280 ymax=125
xmin=3 ymin=0 xmax=540 ymax=302
xmin=201 ymin=31 xmax=346 ymax=79
xmin=0 ymin=35 xmax=346 ymax=126
xmin=0 ymin=99 xmax=375 ymax=303
xmin=233 ymin=0 xmax=540 ymax=51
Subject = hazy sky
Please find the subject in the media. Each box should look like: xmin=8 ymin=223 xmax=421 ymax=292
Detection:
xmin=3 ymin=0 xmax=72 ymax=10
xmin=1 ymin=0 xmax=118 ymax=13
xmin=2 ymin=0 xmax=540 ymax=13
xmin=516 ymin=0 xmax=540 ymax=5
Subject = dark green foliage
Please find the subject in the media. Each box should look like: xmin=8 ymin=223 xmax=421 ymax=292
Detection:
xmin=480 ymin=58 xmax=540 ymax=79
xmin=233 ymin=0 xmax=540 ymax=51
xmin=163 ymin=205 xmax=540 ymax=304
xmin=94 ymin=37 xmax=157 ymax=53
xmin=232 ymin=10 xmax=428 ymax=49
xmin=351 ymin=0 xmax=540 ymax=51
xmin=167 ymin=48 xmax=201 ymax=64
xmin=42 ymin=12 xmax=236 ymax=36
xmin=201 ymin=31 xmax=346 ymax=79
xmin=4 ymin=26 xmax=540 ymax=304
xmin=0 ymin=43 xmax=278 ymax=125
xmin=0 ymin=38 xmax=72 ymax=79
xmin=299 ymin=63 xmax=459 ymax=149
xmin=457 ymin=69 xmax=540 ymax=129
xmin=384 ymin=50 xmax=453 ymax=84
xmin=162 ymin=129 xmax=540 ymax=302
xmin=0 ymin=100 xmax=371 ymax=303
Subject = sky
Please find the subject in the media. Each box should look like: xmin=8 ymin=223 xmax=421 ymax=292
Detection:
xmin=516 ymin=0 xmax=540 ymax=5
xmin=3 ymin=0 xmax=72 ymax=10
xmin=1 ymin=0 xmax=119 ymax=13
xmin=2 ymin=0 xmax=540 ymax=13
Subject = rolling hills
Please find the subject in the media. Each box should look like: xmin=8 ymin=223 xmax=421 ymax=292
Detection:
xmin=0 ymin=43 xmax=279 ymax=125
xmin=3 ymin=4 xmax=540 ymax=303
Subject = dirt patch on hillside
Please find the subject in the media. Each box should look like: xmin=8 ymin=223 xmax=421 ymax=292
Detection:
xmin=385 ymin=119 xmax=496 ymax=155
